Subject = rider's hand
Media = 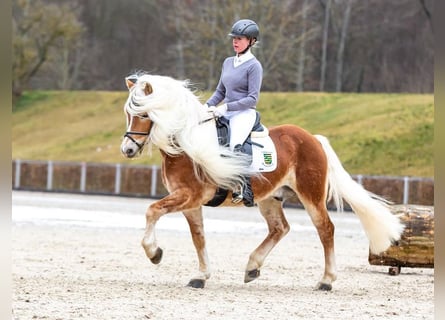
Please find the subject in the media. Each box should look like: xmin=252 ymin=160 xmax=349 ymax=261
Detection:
xmin=208 ymin=104 xmax=227 ymax=117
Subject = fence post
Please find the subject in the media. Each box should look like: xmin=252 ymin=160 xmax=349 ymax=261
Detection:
xmin=46 ymin=160 xmax=53 ymax=191
xmin=403 ymin=176 xmax=410 ymax=204
xmin=151 ymin=165 xmax=158 ymax=197
xmin=80 ymin=162 xmax=87 ymax=193
xmin=115 ymin=163 xmax=121 ymax=194
xmin=14 ymin=159 xmax=21 ymax=189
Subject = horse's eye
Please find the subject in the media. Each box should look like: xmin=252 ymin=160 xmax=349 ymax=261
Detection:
xmin=139 ymin=114 xmax=149 ymax=119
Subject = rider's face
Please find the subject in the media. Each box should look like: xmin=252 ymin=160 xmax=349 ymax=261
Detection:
xmin=232 ymin=36 xmax=250 ymax=55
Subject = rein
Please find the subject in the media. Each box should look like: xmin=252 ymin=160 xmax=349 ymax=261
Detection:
xmin=199 ymin=116 xmax=216 ymax=125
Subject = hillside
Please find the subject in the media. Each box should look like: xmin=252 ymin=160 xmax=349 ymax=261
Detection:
xmin=12 ymin=90 xmax=434 ymax=177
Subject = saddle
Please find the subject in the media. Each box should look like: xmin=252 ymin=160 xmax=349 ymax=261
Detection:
xmin=215 ymin=111 xmax=265 ymax=158
xmin=205 ymin=112 xmax=275 ymax=207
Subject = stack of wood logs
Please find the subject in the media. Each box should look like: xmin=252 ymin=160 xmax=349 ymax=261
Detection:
xmin=368 ymin=204 xmax=434 ymax=275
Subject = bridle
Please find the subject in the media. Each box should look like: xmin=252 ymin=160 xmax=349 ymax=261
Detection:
xmin=123 ymin=116 xmax=154 ymax=151
xmin=124 ymin=131 xmax=149 ymax=150
xmin=122 ymin=86 xmax=156 ymax=151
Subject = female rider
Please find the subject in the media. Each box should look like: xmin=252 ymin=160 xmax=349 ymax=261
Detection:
xmin=205 ymin=19 xmax=263 ymax=207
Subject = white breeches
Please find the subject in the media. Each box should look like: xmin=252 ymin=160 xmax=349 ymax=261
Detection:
xmin=224 ymin=108 xmax=257 ymax=151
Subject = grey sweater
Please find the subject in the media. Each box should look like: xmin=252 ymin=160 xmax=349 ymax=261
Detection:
xmin=206 ymin=56 xmax=263 ymax=112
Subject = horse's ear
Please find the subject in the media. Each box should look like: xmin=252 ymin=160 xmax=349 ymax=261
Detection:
xmin=143 ymin=82 xmax=153 ymax=95
xmin=125 ymin=77 xmax=136 ymax=90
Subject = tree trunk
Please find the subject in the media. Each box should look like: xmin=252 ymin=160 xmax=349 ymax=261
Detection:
xmin=368 ymin=205 xmax=434 ymax=272
xmin=335 ymin=0 xmax=352 ymax=92
xmin=207 ymin=1 xmax=217 ymax=90
xmin=296 ymin=0 xmax=309 ymax=92
xmin=175 ymin=0 xmax=185 ymax=79
xmin=419 ymin=0 xmax=433 ymax=32
xmin=319 ymin=0 xmax=331 ymax=92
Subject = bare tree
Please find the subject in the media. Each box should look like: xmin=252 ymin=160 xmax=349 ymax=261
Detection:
xmin=319 ymin=0 xmax=332 ymax=92
xmin=48 ymin=37 xmax=85 ymax=90
xmin=296 ymin=0 xmax=309 ymax=92
xmin=12 ymin=0 xmax=433 ymax=94
xmin=174 ymin=0 xmax=186 ymax=79
xmin=12 ymin=0 xmax=84 ymax=100
xmin=335 ymin=0 xmax=352 ymax=92
xmin=418 ymin=0 xmax=433 ymax=32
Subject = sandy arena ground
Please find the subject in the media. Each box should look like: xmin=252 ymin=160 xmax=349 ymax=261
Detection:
xmin=12 ymin=192 xmax=434 ymax=320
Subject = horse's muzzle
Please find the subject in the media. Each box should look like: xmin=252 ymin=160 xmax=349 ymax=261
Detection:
xmin=121 ymin=139 xmax=142 ymax=158
xmin=122 ymin=145 xmax=137 ymax=158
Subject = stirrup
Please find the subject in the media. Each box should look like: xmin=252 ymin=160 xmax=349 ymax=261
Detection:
xmin=232 ymin=192 xmax=243 ymax=204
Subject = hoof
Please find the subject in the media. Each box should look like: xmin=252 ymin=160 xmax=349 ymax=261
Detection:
xmin=316 ymin=282 xmax=332 ymax=291
xmin=187 ymin=279 xmax=205 ymax=289
xmin=150 ymin=247 xmax=163 ymax=264
xmin=244 ymin=269 xmax=260 ymax=283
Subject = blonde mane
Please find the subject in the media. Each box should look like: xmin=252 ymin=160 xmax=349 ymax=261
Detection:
xmin=125 ymin=74 xmax=251 ymax=189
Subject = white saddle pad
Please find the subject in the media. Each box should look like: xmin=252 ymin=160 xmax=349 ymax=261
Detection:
xmin=248 ymin=134 xmax=277 ymax=173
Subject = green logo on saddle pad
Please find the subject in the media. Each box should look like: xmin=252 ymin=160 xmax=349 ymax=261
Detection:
xmin=262 ymin=152 xmax=273 ymax=166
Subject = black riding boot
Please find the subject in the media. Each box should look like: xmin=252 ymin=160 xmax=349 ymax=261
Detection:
xmin=232 ymin=144 xmax=254 ymax=207
xmin=232 ymin=176 xmax=254 ymax=207
xmin=242 ymin=176 xmax=254 ymax=207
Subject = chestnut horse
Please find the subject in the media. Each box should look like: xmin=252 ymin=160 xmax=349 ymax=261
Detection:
xmin=120 ymin=74 xmax=403 ymax=290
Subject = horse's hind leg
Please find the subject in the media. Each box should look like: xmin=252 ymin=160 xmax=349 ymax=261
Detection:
xmin=182 ymin=208 xmax=211 ymax=289
xmin=244 ymin=197 xmax=290 ymax=283
xmin=302 ymin=199 xmax=337 ymax=291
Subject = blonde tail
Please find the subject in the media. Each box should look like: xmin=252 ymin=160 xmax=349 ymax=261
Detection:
xmin=315 ymin=134 xmax=404 ymax=254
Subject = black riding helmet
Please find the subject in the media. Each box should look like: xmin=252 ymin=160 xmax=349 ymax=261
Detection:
xmin=228 ymin=19 xmax=259 ymax=41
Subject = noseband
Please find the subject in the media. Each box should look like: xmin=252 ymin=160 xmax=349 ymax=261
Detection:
xmin=124 ymin=121 xmax=154 ymax=151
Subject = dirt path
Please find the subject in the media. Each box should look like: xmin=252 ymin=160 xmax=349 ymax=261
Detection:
xmin=12 ymin=192 xmax=434 ymax=320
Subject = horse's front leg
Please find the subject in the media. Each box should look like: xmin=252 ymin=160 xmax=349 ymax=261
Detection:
xmin=141 ymin=190 xmax=192 ymax=265
xmin=182 ymin=208 xmax=210 ymax=289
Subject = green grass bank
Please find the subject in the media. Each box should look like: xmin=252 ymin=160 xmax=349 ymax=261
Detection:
xmin=12 ymin=90 xmax=434 ymax=177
